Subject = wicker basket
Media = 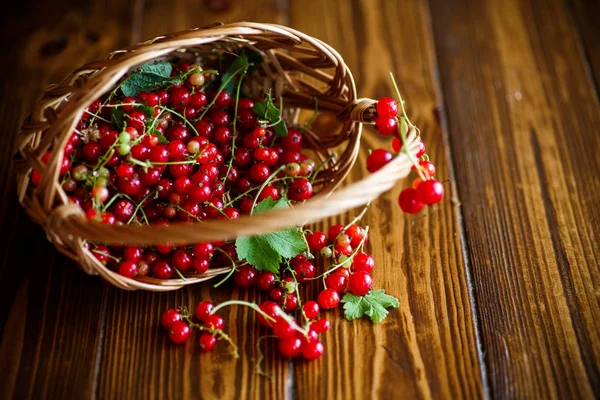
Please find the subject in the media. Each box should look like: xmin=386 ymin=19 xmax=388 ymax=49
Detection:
xmin=13 ymin=22 xmax=420 ymax=291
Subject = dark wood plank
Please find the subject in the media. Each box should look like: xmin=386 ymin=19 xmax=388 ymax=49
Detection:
xmin=430 ymin=0 xmax=600 ymax=397
xmin=569 ymin=0 xmax=600 ymax=95
xmin=290 ymin=0 xmax=485 ymax=398
xmin=96 ymin=2 xmax=290 ymax=399
xmin=0 ymin=1 xmax=136 ymax=398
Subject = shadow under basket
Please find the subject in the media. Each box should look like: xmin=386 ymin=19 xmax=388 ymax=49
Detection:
xmin=13 ymin=22 xmax=420 ymax=291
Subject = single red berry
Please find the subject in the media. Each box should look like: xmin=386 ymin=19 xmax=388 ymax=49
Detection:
xmin=273 ymin=319 xmax=296 ymax=339
xmin=205 ymin=314 xmax=224 ymax=330
xmin=153 ymin=260 xmax=173 ymax=279
xmin=123 ymin=246 xmax=142 ymax=262
xmin=168 ymin=140 xmax=188 ymax=159
xmin=82 ymin=142 xmax=102 ymax=162
xmin=258 ymin=301 xmax=280 ymax=327
xmin=416 ymin=179 xmax=444 ymax=204
xmin=168 ymin=321 xmax=191 ymax=344
xmin=234 ymin=265 xmax=257 ymax=288
xmin=398 ymin=188 xmax=424 ymax=214
xmin=328 ymin=224 xmax=344 ymax=243
xmin=172 ymin=249 xmax=192 ymax=271
xmin=324 ymin=273 xmax=347 ymax=293
xmin=190 ymin=92 xmax=207 ymax=108
xmin=118 ymin=261 xmax=138 ymax=278
xmin=348 ymin=271 xmax=373 ymax=296
xmin=195 ymin=301 xmax=214 ymax=322
xmin=416 ymin=160 xmax=436 ymax=178
xmin=193 ymin=243 xmax=214 ymax=259
xmin=269 ymin=288 xmax=284 ymax=302
xmin=302 ymin=341 xmax=324 ymax=360
xmin=161 ymin=309 xmax=182 ymax=329
xmin=114 ymin=199 xmax=134 ymax=222
xmin=303 ymin=301 xmax=320 ymax=320
xmin=249 ymin=163 xmax=271 ymax=183
xmin=280 ymin=129 xmax=302 ymax=151
xmin=214 ymin=91 xmax=231 ymax=108
xmin=306 ymin=232 xmax=328 ymax=252
xmin=257 ymin=272 xmax=277 ymax=291
xmin=278 ymin=337 xmax=303 ymax=358
xmin=352 ymin=252 xmax=375 ymax=273
xmin=288 ymin=178 xmax=313 ymax=201
xmin=367 ymin=149 xmax=393 ymax=173
xmin=211 ymin=109 xmax=230 ymax=126
xmin=257 ymin=185 xmax=279 ymax=201
xmin=375 ymin=116 xmax=398 ymax=136
xmin=282 ymin=293 xmax=298 ymax=311
xmin=293 ymin=261 xmax=316 ymax=283
xmin=192 ymin=257 xmax=209 ymax=273
xmin=199 ymin=333 xmax=217 ymax=352
xmin=377 ymin=97 xmax=398 ymax=118
xmin=92 ymin=245 xmax=110 ymax=264
xmin=311 ymin=318 xmax=330 ymax=334
xmin=169 ymin=87 xmax=191 ymax=109
xmin=318 ymin=289 xmax=340 ymax=309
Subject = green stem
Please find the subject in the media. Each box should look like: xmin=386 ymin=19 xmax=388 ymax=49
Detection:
xmin=224 ymin=72 xmax=246 ymax=180
xmin=197 ymin=64 xmax=248 ymax=121
xmin=250 ymin=165 xmax=286 ymax=214
xmin=212 ymin=248 xmax=238 ymax=288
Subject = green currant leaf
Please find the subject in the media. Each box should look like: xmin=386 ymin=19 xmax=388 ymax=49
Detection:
xmin=235 ymin=198 xmax=307 ymax=272
xmin=220 ymin=53 xmax=250 ymax=94
xmin=111 ymin=108 xmax=126 ymax=130
xmin=341 ymin=290 xmax=399 ymax=323
xmin=253 ymin=91 xmax=288 ymax=137
xmin=235 ymin=235 xmax=282 ymax=274
xmin=121 ymin=60 xmax=174 ymax=97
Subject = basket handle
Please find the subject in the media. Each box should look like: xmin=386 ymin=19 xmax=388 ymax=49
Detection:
xmin=47 ymin=129 xmax=420 ymax=246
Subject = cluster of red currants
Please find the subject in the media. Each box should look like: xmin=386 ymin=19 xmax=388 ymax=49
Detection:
xmin=34 ymin=61 xmax=319 ymax=280
xmin=366 ymin=97 xmax=444 ymax=213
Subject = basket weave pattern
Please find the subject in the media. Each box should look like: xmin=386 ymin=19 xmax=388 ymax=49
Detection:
xmin=14 ymin=22 xmax=420 ymax=291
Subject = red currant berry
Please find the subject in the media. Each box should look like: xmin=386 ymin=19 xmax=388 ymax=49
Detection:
xmin=318 ymin=289 xmax=340 ymax=309
xmin=190 ymin=92 xmax=207 ymax=108
xmin=118 ymin=260 xmax=138 ymax=278
xmin=282 ymin=293 xmax=298 ymax=311
xmin=288 ymin=178 xmax=313 ymax=201
xmin=278 ymin=337 xmax=302 ymax=358
xmin=168 ymin=321 xmax=191 ymax=344
xmin=311 ymin=318 xmax=331 ymax=334
xmin=324 ymin=273 xmax=347 ymax=292
xmin=376 ymin=97 xmax=398 ymax=118
xmin=415 ymin=139 xmax=426 ymax=158
xmin=82 ymin=142 xmax=102 ymax=162
xmin=193 ymin=243 xmax=214 ymax=259
xmin=172 ymin=249 xmax=192 ymax=271
xmin=416 ymin=160 xmax=436 ymax=178
xmin=205 ymin=314 xmax=224 ymax=330
xmin=293 ymin=261 xmax=316 ymax=283
xmin=398 ymin=187 xmax=423 ymax=214
xmin=257 ymin=271 xmax=277 ymax=291
xmin=392 ymin=136 xmax=402 ymax=152
xmin=306 ymin=231 xmax=327 ymax=252
xmin=234 ymin=265 xmax=257 ymax=288
xmin=258 ymin=301 xmax=279 ymax=327
xmin=367 ymin=149 xmax=393 ymax=173
xmin=153 ymin=260 xmax=173 ymax=279
xmin=273 ymin=319 xmax=296 ymax=339
xmin=123 ymin=246 xmax=142 ymax=262
xmin=302 ymin=341 xmax=324 ymax=360
xmin=416 ymin=179 xmax=444 ymax=204
xmin=269 ymin=288 xmax=284 ymax=302
xmin=375 ymin=116 xmax=398 ymax=136
xmin=161 ymin=309 xmax=182 ymax=329
xmin=249 ymin=163 xmax=271 ymax=183
xmin=302 ymin=301 xmax=320 ymax=320
xmin=169 ymin=87 xmax=191 ymax=109
xmin=280 ymin=129 xmax=302 ymax=151
xmin=328 ymin=224 xmax=344 ymax=243
xmin=348 ymin=271 xmax=373 ymax=296
xmin=351 ymin=252 xmax=375 ymax=273
xmin=199 ymin=333 xmax=217 ymax=352
xmin=192 ymin=257 xmax=209 ymax=273
xmin=195 ymin=301 xmax=214 ymax=322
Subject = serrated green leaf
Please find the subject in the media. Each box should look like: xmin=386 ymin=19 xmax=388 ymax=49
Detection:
xmin=263 ymin=228 xmax=307 ymax=259
xmin=139 ymin=60 xmax=172 ymax=77
xmin=111 ymin=108 xmax=126 ymax=130
xmin=254 ymin=197 xmax=288 ymax=214
xmin=121 ymin=61 xmax=174 ymax=97
xmin=341 ymin=290 xmax=399 ymax=323
xmin=253 ymin=93 xmax=288 ymax=137
xmin=148 ymin=128 xmax=168 ymax=144
xmin=221 ymin=54 xmax=250 ymax=94
xmin=341 ymin=293 xmax=366 ymax=321
xmin=235 ymin=235 xmax=281 ymax=273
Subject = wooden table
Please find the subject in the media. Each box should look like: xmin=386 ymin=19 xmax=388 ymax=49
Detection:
xmin=1 ymin=0 xmax=599 ymax=398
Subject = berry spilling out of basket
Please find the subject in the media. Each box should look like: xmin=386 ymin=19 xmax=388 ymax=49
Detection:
xmin=31 ymin=51 xmax=443 ymax=364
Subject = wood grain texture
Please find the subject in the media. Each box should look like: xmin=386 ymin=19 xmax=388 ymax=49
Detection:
xmin=569 ymin=0 xmax=600 ymax=95
xmin=290 ymin=0 xmax=485 ymax=398
xmin=430 ymin=0 xmax=600 ymax=397
xmin=95 ymin=2 xmax=291 ymax=399
xmin=0 ymin=1 xmax=136 ymax=399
